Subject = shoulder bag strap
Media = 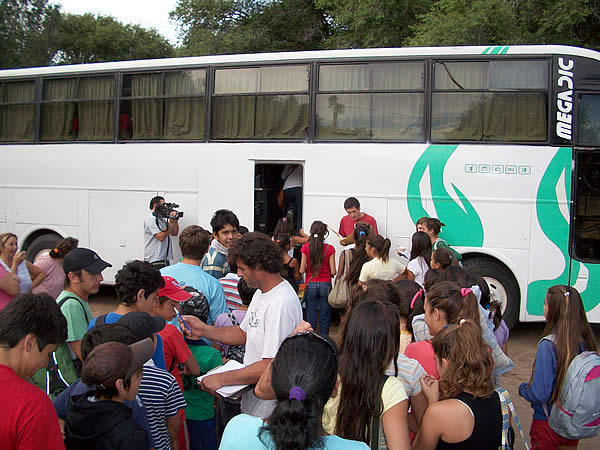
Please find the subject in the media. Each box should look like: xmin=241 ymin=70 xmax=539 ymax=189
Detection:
xmin=58 ymin=295 xmax=92 ymax=323
xmin=496 ymin=387 xmax=530 ymax=450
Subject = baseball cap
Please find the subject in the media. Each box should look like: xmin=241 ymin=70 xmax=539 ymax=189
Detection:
xmin=159 ymin=276 xmax=193 ymax=302
xmin=63 ymin=248 xmax=112 ymax=274
xmin=117 ymin=312 xmax=165 ymax=341
xmin=81 ymin=338 xmax=153 ymax=388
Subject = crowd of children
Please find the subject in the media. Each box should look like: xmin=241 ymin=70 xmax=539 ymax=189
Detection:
xmin=0 ymin=199 xmax=599 ymax=450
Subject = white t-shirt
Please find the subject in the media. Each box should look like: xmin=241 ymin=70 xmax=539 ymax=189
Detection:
xmin=144 ymin=213 xmax=172 ymax=263
xmin=407 ymin=256 xmax=429 ymax=288
xmin=358 ymin=258 xmax=405 ymax=283
xmin=239 ymin=280 xmax=303 ymax=418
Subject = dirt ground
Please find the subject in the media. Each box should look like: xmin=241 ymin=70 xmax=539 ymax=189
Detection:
xmin=88 ymin=287 xmax=600 ymax=449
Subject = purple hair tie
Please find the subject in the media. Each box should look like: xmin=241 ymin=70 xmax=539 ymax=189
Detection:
xmin=410 ymin=289 xmax=423 ymax=309
xmin=460 ymin=288 xmax=472 ymax=297
xmin=289 ymin=386 xmax=306 ymax=402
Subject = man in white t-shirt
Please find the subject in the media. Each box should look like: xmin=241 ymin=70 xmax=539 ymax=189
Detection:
xmin=180 ymin=232 xmax=302 ymax=418
xmin=144 ymin=196 xmax=180 ymax=269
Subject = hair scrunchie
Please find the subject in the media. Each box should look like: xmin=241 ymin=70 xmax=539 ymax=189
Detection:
xmin=460 ymin=288 xmax=472 ymax=297
xmin=410 ymin=289 xmax=423 ymax=309
xmin=289 ymin=386 xmax=306 ymax=402
xmin=359 ymin=231 xmax=366 ymax=237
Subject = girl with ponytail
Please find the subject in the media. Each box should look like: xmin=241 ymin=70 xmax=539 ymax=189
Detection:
xmin=341 ymin=223 xmax=371 ymax=286
xmin=300 ymin=221 xmax=336 ymax=335
xmin=405 ymin=282 xmax=480 ymax=378
xmin=220 ymin=332 xmax=368 ymax=450
xmin=32 ymin=236 xmax=79 ymax=300
xmin=519 ymin=285 xmax=598 ymax=449
xmin=413 ymin=320 xmax=502 ymax=449
xmin=358 ymin=235 xmax=406 ymax=284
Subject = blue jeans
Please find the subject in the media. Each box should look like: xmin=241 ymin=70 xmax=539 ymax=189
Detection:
xmin=187 ymin=417 xmax=217 ymax=450
xmin=305 ymin=281 xmax=332 ymax=335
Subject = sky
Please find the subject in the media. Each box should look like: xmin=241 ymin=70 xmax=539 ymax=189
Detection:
xmin=51 ymin=0 xmax=181 ymax=45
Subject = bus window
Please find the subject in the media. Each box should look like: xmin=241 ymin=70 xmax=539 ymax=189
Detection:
xmin=432 ymin=60 xmax=547 ymax=142
xmin=0 ymin=81 xmax=35 ymax=142
xmin=120 ymin=69 xmax=206 ymax=141
xmin=316 ymin=61 xmax=425 ymax=141
xmin=577 ymin=94 xmax=600 ymax=147
xmin=40 ymin=76 xmax=114 ymax=141
xmin=212 ymin=65 xmax=309 ymax=140
xmin=572 ymin=151 xmax=600 ymax=262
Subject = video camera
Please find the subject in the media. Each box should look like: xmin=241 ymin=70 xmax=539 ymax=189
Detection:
xmin=154 ymin=202 xmax=184 ymax=220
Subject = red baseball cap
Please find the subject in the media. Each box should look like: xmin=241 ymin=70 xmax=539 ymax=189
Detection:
xmin=159 ymin=276 xmax=193 ymax=302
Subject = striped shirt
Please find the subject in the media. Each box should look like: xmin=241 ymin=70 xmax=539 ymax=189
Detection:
xmin=138 ymin=362 xmax=187 ymax=450
xmin=218 ymin=273 xmax=243 ymax=310
xmin=385 ymin=353 xmax=425 ymax=397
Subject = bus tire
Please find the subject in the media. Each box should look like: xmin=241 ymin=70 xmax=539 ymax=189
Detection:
xmin=462 ymin=256 xmax=520 ymax=328
xmin=26 ymin=233 xmax=62 ymax=263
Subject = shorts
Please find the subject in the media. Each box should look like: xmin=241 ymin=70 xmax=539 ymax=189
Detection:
xmin=530 ymin=419 xmax=579 ymax=449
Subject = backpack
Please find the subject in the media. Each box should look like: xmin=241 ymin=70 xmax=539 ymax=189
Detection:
xmin=542 ymin=335 xmax=600 ymax=440
xmin=31 ymin=296 xmax=86 ymax=398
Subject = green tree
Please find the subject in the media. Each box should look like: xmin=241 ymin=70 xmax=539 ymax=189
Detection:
xmin=0 ymin=0 xmax=61 ymax=68
xmin=316 ymin=0 xmax=433 ymax=48
xmin=53 ymin=13 xmax=174 ymax=64
xmin=409 ymin=0 xmax=600 ymax=49
xmin=171 ymin=0 xmax=328 ymax=56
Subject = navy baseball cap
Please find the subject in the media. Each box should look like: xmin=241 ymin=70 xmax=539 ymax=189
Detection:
xmin=117 ymin=312 xmax=165 ymax=341
xmin=63 ymin=248 xmax=112 ymax=274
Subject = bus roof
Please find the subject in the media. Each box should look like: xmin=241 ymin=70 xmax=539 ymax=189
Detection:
xmin=1 ymin=44 xmax=599 ymax=79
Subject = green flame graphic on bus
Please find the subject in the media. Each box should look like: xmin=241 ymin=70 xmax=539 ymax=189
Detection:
xmin=527 ymin=148 xmax=600 ymax=314
xmin=407 ymin=145 xmax=484 ymax=247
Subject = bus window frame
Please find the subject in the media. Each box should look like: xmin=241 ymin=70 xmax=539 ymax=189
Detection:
xmin=429 ymin=56 xmax=552 ymax=145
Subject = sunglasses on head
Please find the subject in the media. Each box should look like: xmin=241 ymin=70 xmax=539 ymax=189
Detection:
xmin=282 ymin=330 xmax=338 ymax=359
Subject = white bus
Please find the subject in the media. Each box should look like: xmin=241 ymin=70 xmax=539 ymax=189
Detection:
xmin=1 ymin=45 xmax=599 ymax=326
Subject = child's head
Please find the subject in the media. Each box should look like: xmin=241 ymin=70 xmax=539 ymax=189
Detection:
xmin=432 ymin=320 xmax=494 ymax=400
xmin=424 ymin=281 xmax=479 ymax=336
xmin=424 ymin=217 xmax=445 ymax=238
xmin=81 ymin=339 xmax=153 ymax=401
xmin=179 ymin=289 xmax=211 ymax=323
xmin=423 ymin=268 xmax=444 ymax=292
xmin=395 ymin=280 xmax=424 ymax=335
xmin=410 ymin=231 xmax=431 ymax=263
xmin=275 ymin=233 xmax=291 ymax=252
xmin=431 ymin=247 xmax=453 ymax=270
xmin=416 ymin=216 xmax=429 ymax=232
xmin=261 ymin=332 xmax=338 ymax=449
xmin=237 ymin=278 xmax=256 ymax=307
xmin=443 ymin=265 xmax=465 ymax=283
xmin=154 ymin=276 xmax=193 ymax=322
xmin=366 ymin=235 xmax=391 ymax=262
xmin=488 ymin=301 xmax=503 ymax=331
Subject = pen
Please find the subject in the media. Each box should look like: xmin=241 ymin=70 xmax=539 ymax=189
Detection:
xmin=174 ymin=307 xmax=192 ymax=334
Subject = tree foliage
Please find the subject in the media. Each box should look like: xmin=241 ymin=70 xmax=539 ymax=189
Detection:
xmin=0 ymin=0 xmax=61 ymax=68
xmin=53 ymin=13 xmax=174 ymax=64
xmin=171 ymin=0 xmax=328 ymax=56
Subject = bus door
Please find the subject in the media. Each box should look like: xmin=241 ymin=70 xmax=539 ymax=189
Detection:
xmin=569 ymin=93 xmax=600 ymax=316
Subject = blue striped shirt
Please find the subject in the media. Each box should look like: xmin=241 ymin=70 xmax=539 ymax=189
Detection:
xmin=138 ymin=363 xmax=187 ymax=450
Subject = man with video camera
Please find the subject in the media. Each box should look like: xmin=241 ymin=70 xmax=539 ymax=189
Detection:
xmin=144 ymin=196 xmax=181 ymax=269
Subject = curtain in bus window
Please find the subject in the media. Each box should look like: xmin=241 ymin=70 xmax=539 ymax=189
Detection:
xmin=164 ymin=72 xmax=206 ymax=139
xmin=41 ymin=79 xmax=77 ymax=141
xmin=132 ymin=74 xmax=163 ymax=139
xmin=431 ymin=93 xmax=483 ymax=140
xmin=489 ymin=61 xmax=547 ymax=89
xmin=259 ymin=66 xmax=309 ymax=92
xmin=482 ymin=92 xmax=546 ymax=141
xmin=0 ymin=82 xmax=35 ymax=142
xmin=372 ymin=63 xmax=424 ymax=90
xmin=435 ymin=62 xmax=487 ymax=90
xmin=77 ymin=77 xmax=113 ymax=141
xmin=214 ymin=68 xmax=259 ymax=94
xmin=319 ymin=65 xmax=369 ymax=91
xmin=212 ymin=96 xmax=256 ymax=138
xmin=372 ymin=93 xmax=424 ymax=140
xmin=316 ymin=94 xmax=370 ymax=139
xmin=254 ymin=95 xmax=308 ymax=138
